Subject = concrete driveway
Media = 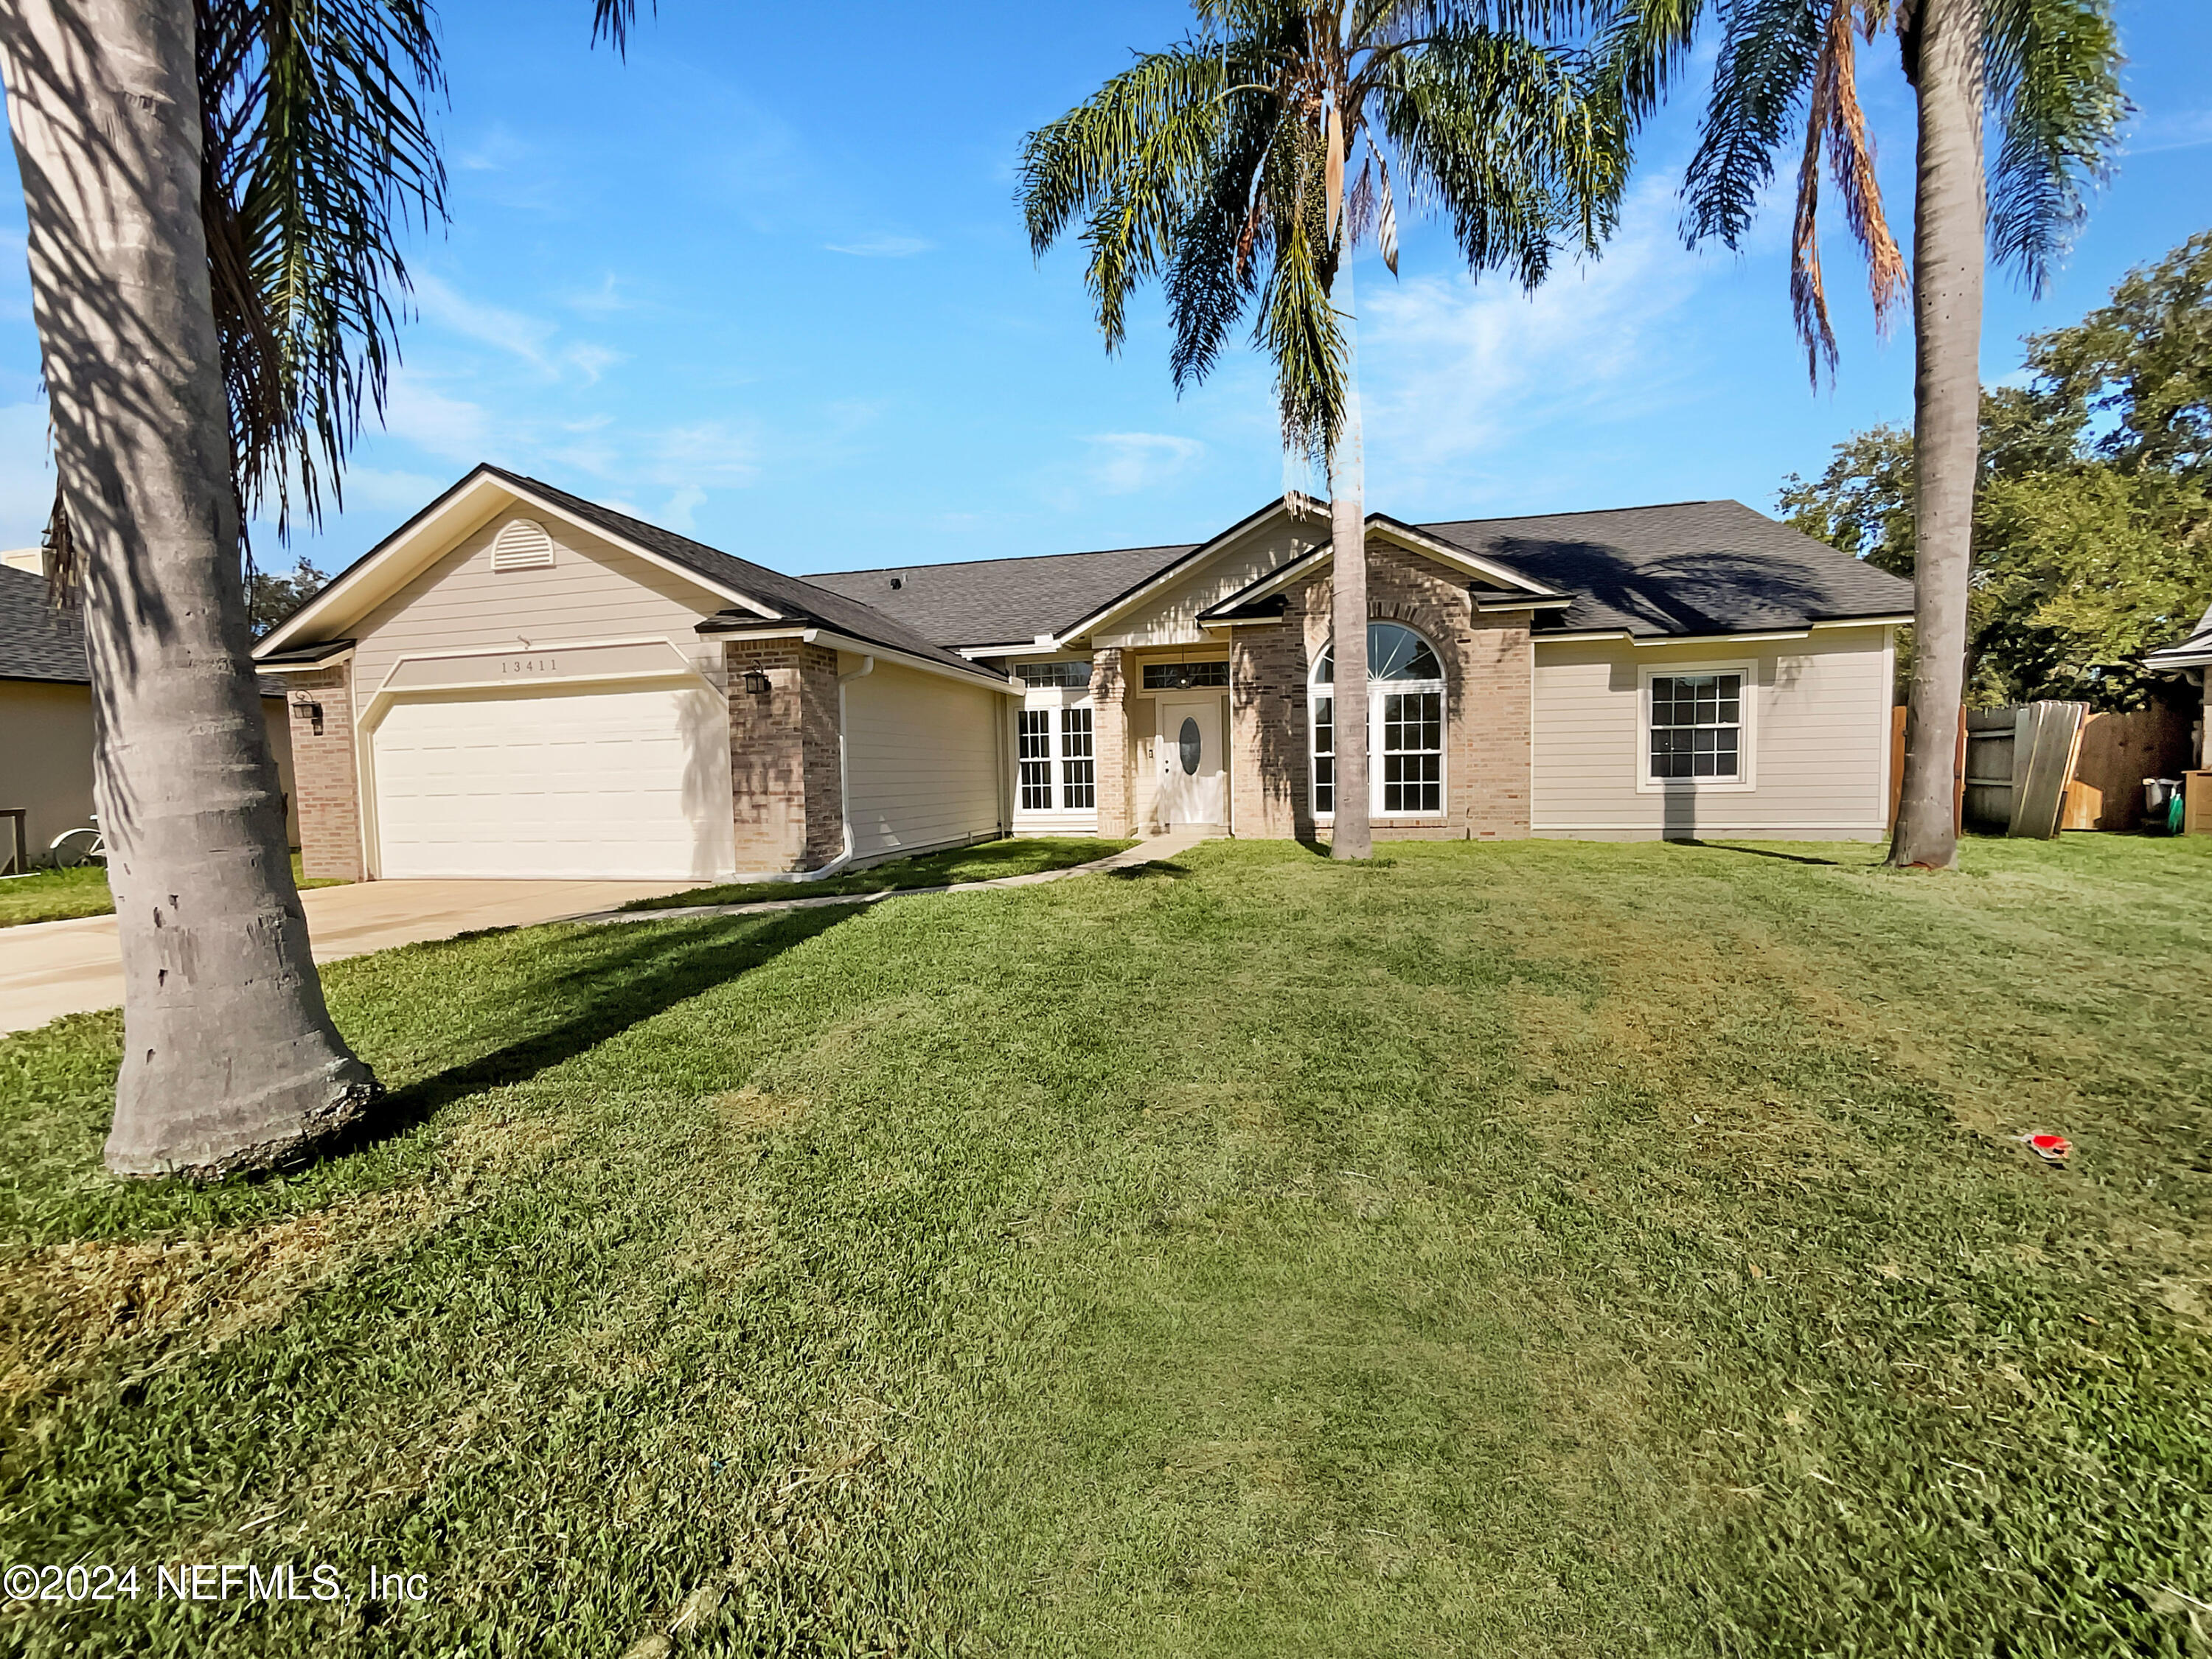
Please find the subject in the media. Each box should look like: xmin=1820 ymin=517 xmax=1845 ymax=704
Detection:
xmin=0 ymin=879 xmax=696 ymax=1036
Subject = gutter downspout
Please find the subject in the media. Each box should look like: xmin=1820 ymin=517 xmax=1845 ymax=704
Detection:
xmin=799 ymin=653 xmax=875 ymax=880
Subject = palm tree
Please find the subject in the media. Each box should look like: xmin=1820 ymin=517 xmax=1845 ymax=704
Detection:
xmin=1 ymin=0 xmax=453 ymax=1176
xmin=0 ymin=0 xmax=675 ymax=1180
xmin=1019 ymin=0 xmax=1630 ymax=859
xmin=1603 ymin=0 xmax=2124 ymax=868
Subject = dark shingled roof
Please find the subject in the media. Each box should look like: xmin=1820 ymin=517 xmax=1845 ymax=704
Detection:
xmin=0 ymin=563 xmax=89 ymax=683
xmin=1416 ymin=499 xmax=1914 ymax=638
xmin=812 ymin=498 xmax=1907 ymax=650
xmin=482 ymin=467 xmax=1004 ymax=683
xmin=807 ymin=540 xmax=1200 ymax=649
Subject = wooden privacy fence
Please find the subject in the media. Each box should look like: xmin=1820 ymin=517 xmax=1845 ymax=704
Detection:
xmin=1965 ymin=703 xmax=2087 ymax=838
xmin=1888 ymin=701 xmax=2198 ymax=835
xmin=2062 ymin=703 xmax=2199 ymax=830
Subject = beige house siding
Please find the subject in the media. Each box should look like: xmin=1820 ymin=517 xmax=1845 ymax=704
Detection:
xmin=1532 ymin=626 xmax=1894 ymax=840
xmin=841 ymin=658 xmax=1004 ymax=860
xmin=1091 ymin=517 xmax=1317 ymax=650
xmin=1 ymin=681 xmax=296 ymax=866
xmin=349 ymin=509 xmax=730 ymax=703
xmin=1 ymin=679 xmax=95 ymax=860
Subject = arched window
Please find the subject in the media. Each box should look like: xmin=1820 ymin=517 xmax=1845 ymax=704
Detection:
xmin=1311 ymin=622 xmax=1445 ymax=818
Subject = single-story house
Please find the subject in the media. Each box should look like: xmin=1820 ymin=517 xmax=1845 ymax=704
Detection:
xmin=2143 ymin=601 xmax=2212 ymax=768
xmin=250 ymin=465 xmax=1915 ymax=882
xmin=0 ymin=557 xmax=299 ymax=870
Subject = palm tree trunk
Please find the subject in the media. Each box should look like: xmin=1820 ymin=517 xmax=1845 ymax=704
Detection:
xmin=1889 ymin=0 xmax=1983 ymax=870
xmin=1327 ymin=260 xmax=1372 ymax=860
xmin=3 ymin=0 xmax=379 ymax=1176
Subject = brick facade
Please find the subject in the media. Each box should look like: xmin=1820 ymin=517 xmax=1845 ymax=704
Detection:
xmin=1089 ymin=647 xmax=1135 ymax=838
xmin=725 ymin=639 xmax=844 ymax=870
xmin=1223 ymin=535 xmax=1534 ymax=841
xmin=286 ymin=661 xmax=366 ymax=880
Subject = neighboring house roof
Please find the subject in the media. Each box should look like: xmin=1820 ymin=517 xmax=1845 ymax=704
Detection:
xmin=807 ymin=539 xmax=1201 ymax=650
xmin=1416 ymin=499 xmax=1914 ymax=638
xmin=2144 ymin=602 xmax=2212 ymax=671
xmin=0 ymin=563 xmax=89 ymax=684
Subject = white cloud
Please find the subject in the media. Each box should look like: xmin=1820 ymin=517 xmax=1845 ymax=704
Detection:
xmin=2128 ymin=108 xmax=2212 ymax=155
xmin=1083 ymin=431 xmax=1205 ymax=495
xmin=824 ymin=235 xmax=932 ymax=258
xmin=647 ymin=421 xmax=761 ymax=487
xmin=656 ymin=485 xmax=709 ymax=532
xmin=564 ymin=274 xmax=632 ymax=313
xmin=563 ymin=343 xmax=627 ymax=383
xmin=1357 ymin=181 xmax=1715 ymax=499
xmin=381 ymin=372 xmax=493 ymax=462
xmin=412 ymin=273 xmax=563 ymax=371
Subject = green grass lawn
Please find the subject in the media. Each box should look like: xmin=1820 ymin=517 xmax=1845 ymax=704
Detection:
xmin=0 ymin=855 xmax=344 ymax=930
xmin=619 ymin=834 xmax=1133 ymax=910
xmin=2 ymin=835 xmax=2208 ymax=1657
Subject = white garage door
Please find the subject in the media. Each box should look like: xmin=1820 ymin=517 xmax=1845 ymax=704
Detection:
xmin=372 ymin=684 xmax=732 ymax=879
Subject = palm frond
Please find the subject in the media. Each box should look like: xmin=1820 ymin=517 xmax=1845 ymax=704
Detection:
xmin=1378 ymin=24 xmax=1629 ymax=288
xmin=1255 ymin=116 xmax=1348 ymax=461
xmin=198 ymin=0 xmax=447 ymax=539
xmin=1018 ymin=46 xmax=1240 ymax=352
xmin=1166 ymin=101 xmax=1279 ymax=391
xmin=593 ymin=0 xmax=647 ymax=53
xmin=1983 ymin=0 xmax=2125 ymax=294
xmin=1680 ymin=0 xmax=1824 ymax=251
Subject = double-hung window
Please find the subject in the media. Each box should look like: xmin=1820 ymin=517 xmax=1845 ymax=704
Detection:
xmin=1060 ymin=708 xmax=1096 ymax=808
xmin=1017 ymin=710 xmax=1054 ymax=810
xmin=1014 ymin=669 xmax=1099 ymax=817
xmin=1311 ymin=622 xmax=1447 ymax=818
xmin=1648 ymin=672 xmax=1744 ymax=781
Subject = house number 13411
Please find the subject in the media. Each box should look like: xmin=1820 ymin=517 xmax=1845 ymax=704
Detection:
xmin=501 ymin=656 xmax=557 ymax=675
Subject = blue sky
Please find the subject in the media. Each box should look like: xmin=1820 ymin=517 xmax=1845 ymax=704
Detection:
xmin=1 ymin=1 xmax=2207 ymax=577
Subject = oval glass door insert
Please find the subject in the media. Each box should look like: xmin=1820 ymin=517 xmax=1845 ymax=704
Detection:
xmin=1178 ymin=717 xmax=1201 ymax=775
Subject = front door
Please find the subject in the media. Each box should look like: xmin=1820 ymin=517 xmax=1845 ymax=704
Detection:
xmin=1155 ymin=697 xmax=1225 ymax=827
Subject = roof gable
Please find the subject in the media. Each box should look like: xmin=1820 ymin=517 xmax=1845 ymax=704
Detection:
xmin=254 ymin=465 xmax=1001 ymax=686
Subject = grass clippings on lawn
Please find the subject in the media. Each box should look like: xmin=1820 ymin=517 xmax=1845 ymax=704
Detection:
xmin=617 ymin=834 xmax=1133 ymax=911
xmin=1 ymin=834 xmax=2208 ymax=1658
xmin=0 ymin=857 xmax=344 ymax=930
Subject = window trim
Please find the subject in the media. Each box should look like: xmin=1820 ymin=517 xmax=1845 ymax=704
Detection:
xmin=1012 ymin=685 xmax=1100 ymax=823
xmin=1309 ymin=623 xmax=1449 ymax=821
xmin=1635 ymin=658 xmax=1758 ymax=793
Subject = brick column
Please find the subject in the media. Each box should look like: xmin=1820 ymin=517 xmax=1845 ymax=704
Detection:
xmin=1091 ymin=647 xmax=1134 ymax=838
xmin=1464 ymin=616 xmax=1533 ymax=839
xmin=286 ymin=661 xmax=365 ymax=880
xmin=726 ymin=639 xmax=844 ymax=871
xmin=1229 ymin=622 xmax=1312 ymax=839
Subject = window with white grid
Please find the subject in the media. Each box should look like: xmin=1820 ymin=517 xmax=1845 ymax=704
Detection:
xmin=1060 ymin=708 xmax=1096 ymax=808
xmin=1017 ymin=709 xmax=1054 ymax=810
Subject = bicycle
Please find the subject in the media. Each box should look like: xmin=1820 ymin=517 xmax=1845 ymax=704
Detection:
xmin=49 ymin=813 xmax=107 ymax=869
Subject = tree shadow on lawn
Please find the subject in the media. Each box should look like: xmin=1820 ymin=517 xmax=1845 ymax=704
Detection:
xmin=351 ymin=906 xmax=854 ymax=1150
xmin=1666 ymin=839 xmax=1846 ymax=868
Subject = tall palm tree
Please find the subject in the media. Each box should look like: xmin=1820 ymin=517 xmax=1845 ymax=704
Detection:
xmin=0 ymin=0 xmax=681 ymax=1180
xmin=1602 ymin=0 xmax=2124 ymax=868
xmin=1 ymin=0 xmax=451 ymax=1177
xmin=1019 ymin=0 xmax=1630 ymax=859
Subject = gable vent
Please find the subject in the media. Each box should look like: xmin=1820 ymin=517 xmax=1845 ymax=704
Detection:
xmin=490 ymin=518 xmax=555 ymax=572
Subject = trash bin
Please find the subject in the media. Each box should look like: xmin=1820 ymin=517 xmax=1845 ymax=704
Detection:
xmin=2145 ymin=777 xmax=2180 ymax=832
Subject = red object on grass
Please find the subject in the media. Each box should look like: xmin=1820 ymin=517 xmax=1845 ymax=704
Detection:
xmin=2027 ymin=1133 xmax=2071 ymax=1161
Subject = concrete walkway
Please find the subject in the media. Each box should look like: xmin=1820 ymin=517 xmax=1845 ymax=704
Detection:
xmin=568 ymin=827 xmax=1217 ymax=927
xmin=0 ymin=835 xmax=1216 ymax=1036
xmin=0 ymin=877 xmax=696 ymax=1036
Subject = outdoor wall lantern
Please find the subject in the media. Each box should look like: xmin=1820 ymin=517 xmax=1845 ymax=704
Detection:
xmin=293 ymin=698 xmax=324 ymax=736
xmin=742 ymin=669 xmax=772 ymax=697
